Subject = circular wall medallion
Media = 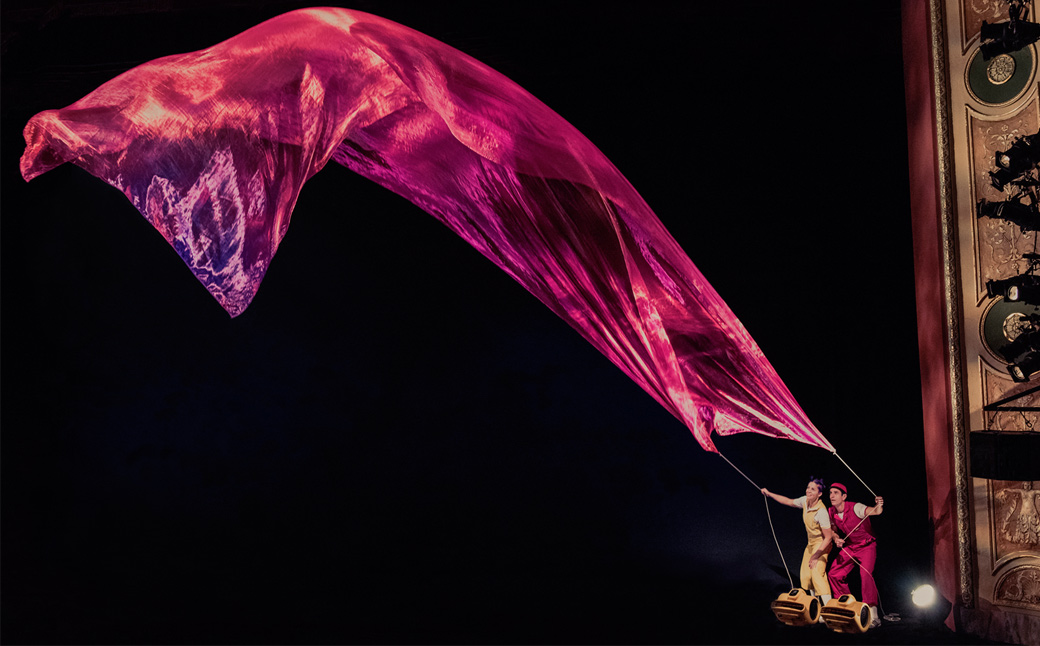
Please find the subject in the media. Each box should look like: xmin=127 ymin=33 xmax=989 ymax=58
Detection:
xmin=967 ymin=45 xmax=1036 ymax=106
xmin=987 ymin=54 xmax=1016 ymax=84
xmin=1003 ymin=311 xmax=1031 ymax=339
xmin=981 ymin=296 xmax=1040 ymax=365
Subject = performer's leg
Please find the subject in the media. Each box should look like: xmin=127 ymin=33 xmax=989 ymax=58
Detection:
xmin=811 ymin=552 xmax=832 ymax=602
xmin=857 ymin=543 xmax=879 ymax=606
xmin=827 ymin=551 xmax=854 ymax=599
xmin=799 ymin=546 xmax=813 ymax=590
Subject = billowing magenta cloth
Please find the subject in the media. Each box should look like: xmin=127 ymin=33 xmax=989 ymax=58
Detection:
xmin=20 ymin=8 xmax=832 ymax=453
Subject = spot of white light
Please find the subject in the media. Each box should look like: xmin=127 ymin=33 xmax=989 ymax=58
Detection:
xmin=912 ymin=584 xmax=936 ymax=608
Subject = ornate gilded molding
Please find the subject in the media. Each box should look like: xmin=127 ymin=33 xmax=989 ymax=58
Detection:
xmin=933 ymin=0 xmax=977 ymax=608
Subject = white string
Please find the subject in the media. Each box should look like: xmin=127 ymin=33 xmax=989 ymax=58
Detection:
xmin=717 ymin=449 xmax=888 ymax=619
xmin=762 ymin=490 xmax=795 ymax=590
xmin=832 ymin=509 xmax=887 ymax=620
xmin=717 ymin=451 xmax=759 ymax=490
xmin=717 ymin=451 xmax=795 ymax=590
xmin=834 ymin=452 xmax=878 ymax=498
xmin=831 ymin=451 xmax=887 ymax=619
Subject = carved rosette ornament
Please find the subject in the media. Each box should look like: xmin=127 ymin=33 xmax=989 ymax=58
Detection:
xmin=988 ymin=54 xmax=1017 ymax=84
xmin=1003 ymin=311 xmax=1033 ymax=340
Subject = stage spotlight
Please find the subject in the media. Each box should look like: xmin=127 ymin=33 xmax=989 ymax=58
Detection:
xmin=1008 ymin=282 xmax=1040 ymax=303
xmin=1008 ymin=350 xmax=1040 ymax=381
xmin=985 ymin=273 xmax=1040 ymax=301
xmin=980 ymin=2 xmax=1040 ymax=60
xmin=990 ymin=167 xmax=1021 ymax=191
xmin=911 ymin=584 xmax=936 ymax=608
xmin=998 ymin=328 xmax=1040 ymax=363
xmin=908 ymin=582 xmax=953 ymax=628
xmin=995 ymin=135 xmax=1040 ymax=176
xmin=996 ymin=151 xmax=1022 ymax=172
xmin=976 ymin=197 xmax=1040 ymax=230
xmin=981 ymin=23 xmax=1040 ymax=59
xmin=987 ymin=276 xmax=1013 ymax=299
xmin=997 ymin=326 xmax=1040 ymax=381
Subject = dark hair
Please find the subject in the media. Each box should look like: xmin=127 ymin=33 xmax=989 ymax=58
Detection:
xmin=808 ymin=476 xmax=826 ymax=498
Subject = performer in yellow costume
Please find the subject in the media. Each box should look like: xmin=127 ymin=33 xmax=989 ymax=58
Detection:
xmin=762 ymin=477 xmax=834 ymax=603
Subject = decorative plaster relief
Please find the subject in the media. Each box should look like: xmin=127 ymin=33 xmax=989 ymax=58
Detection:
xmin=994 ymin=563 xmax=1040 ymax=610
xmin=971 ymin=102 xmax=1040 ymax=295
xmin=993 ymin=481 xmax=1040 ymax=552
xmin=984 ymin=368 xmax=1040 ymax=430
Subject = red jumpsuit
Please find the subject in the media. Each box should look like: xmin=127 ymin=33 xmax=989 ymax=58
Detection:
xmin=826 ymin=502 xmax=878 ymax=605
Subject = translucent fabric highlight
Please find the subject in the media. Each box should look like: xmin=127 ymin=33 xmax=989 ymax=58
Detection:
xmin=20 ymin=8 xmax=832 ymax=453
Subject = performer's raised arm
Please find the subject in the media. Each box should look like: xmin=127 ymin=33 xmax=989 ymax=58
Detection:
xmin=761 ymin=488 xmax=800 ymax=508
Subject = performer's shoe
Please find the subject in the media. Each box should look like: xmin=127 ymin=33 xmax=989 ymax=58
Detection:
xmin=868 ymin=605 xmax=881 ymax=629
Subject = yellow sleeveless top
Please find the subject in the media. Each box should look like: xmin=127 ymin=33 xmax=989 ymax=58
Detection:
xmin=803 ymin=498 xmax=827 ymax=546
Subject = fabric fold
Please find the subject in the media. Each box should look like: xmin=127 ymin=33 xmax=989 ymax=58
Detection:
xmin=20 ymin=7 xmax=832 ymax=453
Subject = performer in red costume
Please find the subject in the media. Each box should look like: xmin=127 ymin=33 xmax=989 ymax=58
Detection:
xmin=826 ymin=482 xmax=884 ymax=628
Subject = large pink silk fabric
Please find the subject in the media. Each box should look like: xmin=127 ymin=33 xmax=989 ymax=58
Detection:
xmin=20 ymin=8 xmax=832 ymax=453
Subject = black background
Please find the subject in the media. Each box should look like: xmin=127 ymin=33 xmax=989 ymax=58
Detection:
xmin=2 ymin=2 xmax=952 ymax=644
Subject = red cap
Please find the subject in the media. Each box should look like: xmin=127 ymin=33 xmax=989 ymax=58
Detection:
xmin=830 ymin=482 xmax=847 ymax=495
